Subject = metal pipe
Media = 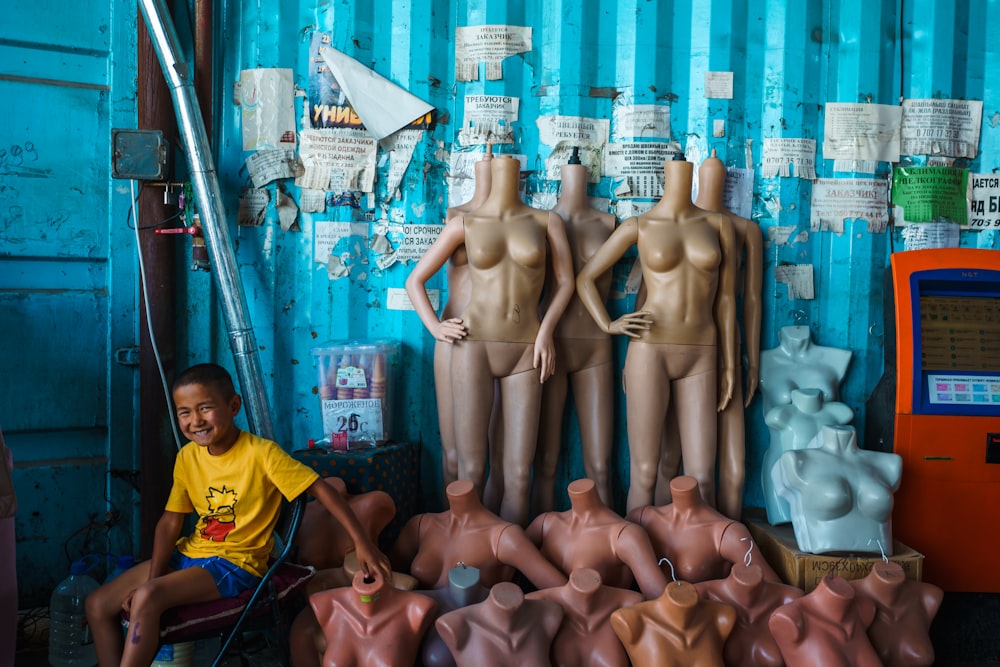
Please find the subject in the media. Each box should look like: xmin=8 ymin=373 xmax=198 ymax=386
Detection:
xmin=138 ymin=0 xmax=274 ymax=440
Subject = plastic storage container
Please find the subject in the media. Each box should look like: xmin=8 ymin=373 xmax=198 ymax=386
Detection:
xmin=311 ymin=339 xmax=398 ymax=448
xmin=104 ymin=554 xmax=135 ymax=583
xmin=150 ymin=641 xmax=194 ymax=667
xmin=49 ymin=558 xmax=100 ymax=667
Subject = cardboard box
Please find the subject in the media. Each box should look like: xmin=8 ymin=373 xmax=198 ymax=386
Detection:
xmin=745 ymin=513 xmax=923 ymax=592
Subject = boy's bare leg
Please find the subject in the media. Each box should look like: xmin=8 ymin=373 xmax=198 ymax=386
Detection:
xmin=86 ymin=561 xmax=152 ymax=667
xmin=120 ymin=567 xmax=220 ymax=667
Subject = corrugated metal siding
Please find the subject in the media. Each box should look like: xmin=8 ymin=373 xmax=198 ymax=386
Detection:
xmin=174 ymin=0 xmax=1000 ymax=514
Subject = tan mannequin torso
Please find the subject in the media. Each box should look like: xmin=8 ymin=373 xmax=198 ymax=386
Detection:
xmin=769 ymin=574 xmax=881 ymax=667
xmin=577 ymin=158 xmax=736 ymax=512
xmin=406 ymin=156 xmax=575 ymax=526
xmin=526 ymin=478 xmax=666 ymax=599
xmin=436 ymin=581 xmax=564 ymax=667
xmin=695 ymin=563 xmax=803 ymax=667
xmin=308 ymin=570 xmax=437 ymax=667
xmin=610 ymin=580 xmax=736 ymax=667
xmin=848 ymin=561 xmax=942 ymax=667
xmin=627 ymin=476 xmax=779 ymax=584
xmin=389 ymin=480 xmax=567 ymax=591
xmin=526 ymin=568 xmax=643 ymax=667
xmin=534 ymin=163 xmax=617 ymax=513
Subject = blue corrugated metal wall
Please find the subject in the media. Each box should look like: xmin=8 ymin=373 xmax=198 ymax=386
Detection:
xmin=181 ymin=0 xmax=1000 ymax=514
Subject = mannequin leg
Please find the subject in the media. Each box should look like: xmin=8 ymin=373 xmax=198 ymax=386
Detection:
xmin=672 ymin=368 xmax=718 ymax=507
xmin=623 ymin=343 xmax=671 ymax=513
xmin=450 ymin=343 xmax=498 ymax=496
xmin=482 ymin=381 xmax=505 ymax=514
xmin=532 ymin=366 xmax=569 ymax=515
xmin=716 ymin=362 xmax=746 ymax=520
xmin=433 ymin=340 xmax=458 ymax=487
xmin=654 ymin=407 xmax=682 ymax=506
xmin=570 ymin=362 xmax=614 ymax=507
xmin=498 ymin=370 xmax=544 ymax=526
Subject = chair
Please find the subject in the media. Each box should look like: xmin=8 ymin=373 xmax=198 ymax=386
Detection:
xmin=123 ymin=493 xmax=314 ymax=667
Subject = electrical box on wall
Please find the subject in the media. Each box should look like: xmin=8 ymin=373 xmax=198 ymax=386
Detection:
xmin=111 ymin=128 xmax=168 ymax=180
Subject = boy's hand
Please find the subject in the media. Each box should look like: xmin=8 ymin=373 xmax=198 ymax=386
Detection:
xmin=354 ymin=538 xmax=393 ymax=583
xmin=121 ymin=589 xmax=137 ymax=613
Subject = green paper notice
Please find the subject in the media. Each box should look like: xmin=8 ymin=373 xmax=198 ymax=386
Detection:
xmin=891 ymin=166 xmax=969 ymax=225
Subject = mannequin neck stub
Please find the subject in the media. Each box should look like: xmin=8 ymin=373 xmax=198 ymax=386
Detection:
xmin=790 ymin=388 xmax=823 ymax=413
xmin=653 ymin=159 xmax=696 ymax=217
xmin=479 ymin=156 xmax=523 ymax=211
xmin=448 ymin=565 xmax=486 ymax=607
xmin=557 ymin=164 xmax=590 ymax=209
xmin=568 ymin=479 xmax=605 ymax=514
xmin=486 ymin=582 xmax=526 ymax=631
xmin=695 ymin=155 xmax=726 ymax=212
xmin=353 ymin=570 xmax=389 ymax=617
xmin=661 ymin=581 xmax=700 ymax=626
xmin=668 ymin=476 xmax=702 ymax=513
xmin=778 ymin=326 xmax=812 ymax=357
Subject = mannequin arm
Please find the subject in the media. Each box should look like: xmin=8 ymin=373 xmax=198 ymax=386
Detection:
xmin=768 ymin=609 xmax=804 ymax=644
xmin=713 ymin=214 xmax=737 ymax=411
xmin=610 ymin=607 xmax=640 ymax=643
xmin=496 ymin=525 xmax=567 ymax=589
xmin=617 ymin=524 xmax=668 ymax=599
xmin=742 ymin=221 xmax=763 ymax=407
xmin=719 ymin=521 xmax=781 ymax=583
xmin=576 ymin=218 xmax=651 ymax=336
xmin=535 ymin=211 xmax=576 ymax=381
xmin=524 ymin=513 xmax=546 ymax=546
xmin=404 ymin=218 xmax=468 ymax=343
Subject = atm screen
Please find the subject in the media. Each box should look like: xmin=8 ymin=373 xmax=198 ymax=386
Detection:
xmin=915 ymin=278 xmax=1000 ymax=415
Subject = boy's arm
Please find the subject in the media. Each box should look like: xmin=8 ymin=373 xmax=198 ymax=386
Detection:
xmin=148 ymin=510 xmax=186 ymax=579
xmin=308 ymin=478 xmax=392 ymax=582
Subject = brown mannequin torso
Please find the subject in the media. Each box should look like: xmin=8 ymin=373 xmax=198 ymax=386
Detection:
xmin=610 ymin=580 xmax=736 ymax=667
xmin=526 ymin=479 xmax=666 ymax=599
xmin=389 ymin=480 xmax=567 ymax=591
xmin=848 ymin=561 xmax=942 ymax=667
xmin=526 ymin=568 xmax=643 ymax=667
xmin=769 ymin=574 xmax=881 ymax=667
xmin=576 ymin=158 xmax=737 ymax=512
xmin=695 ymin=563 xmax=803 ymax=667
xmin=627 ymin=476 xmax=779 ymax=584
xmin=308 ymin=570 xmax=437 ymax=667
xmin=534 ymin=163 xmax=617 ymax=513
xmin=436 ymin=581 xmax=564 ymax=667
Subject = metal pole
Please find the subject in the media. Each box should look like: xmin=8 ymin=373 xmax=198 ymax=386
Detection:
xmin=138 ymin=0 xmax=274 ymax=439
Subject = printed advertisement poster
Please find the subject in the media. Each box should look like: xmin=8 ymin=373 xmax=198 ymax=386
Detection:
xmin=612 ymin=104 xmax=671 ymax=141
xmin=537 ymin=115 xmax=609 ymax=181
xmin=810 ymin=178 xmax=890 ymax=233
xmin=761 ymin=139 xmax=816 ymax=179
xmin=891 ymin=166 xmax=969 ymax=226
xmin=822 ymin=103 xmax=901 ymax=163
xmin=239 ymin=68 xmax=296 ymax=152
xmin=455 ymin=25 xmax=532 ymax=81
xmin=602 ymin=141 xmax=682 ymax=198
xmin=968 ymin=173 xmax=1000 ymax=230
xmin=901 ymin=99 xmax=982 ymax=158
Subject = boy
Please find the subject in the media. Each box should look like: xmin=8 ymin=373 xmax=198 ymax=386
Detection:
xmin=85 ymin=363 xmax=393 ymax=667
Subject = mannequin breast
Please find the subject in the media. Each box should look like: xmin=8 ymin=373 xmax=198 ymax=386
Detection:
xmin=637 ymin=219 xmax=721 ymax=274
xmin=409 ymin=524 xmax=515 ymax=589
xmin=465 ymin=215 xmax=546 ymax=272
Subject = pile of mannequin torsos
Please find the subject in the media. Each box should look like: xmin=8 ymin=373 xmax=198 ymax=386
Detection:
xmin=290 ymin=474 xmax=941 ymax=667
xmin=272 ymin=150 xmax=943 ymax=666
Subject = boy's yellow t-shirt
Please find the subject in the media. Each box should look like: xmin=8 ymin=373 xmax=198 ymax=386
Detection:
xmin=166 ymin=430 xmax=318 ymax=577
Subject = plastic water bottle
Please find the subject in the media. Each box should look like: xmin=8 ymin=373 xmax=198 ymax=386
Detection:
xmin=48 ymin=558 xmax=100 ymax=667
xmin=104 ymin=554 xmax=135 ymax=583
xmin=151 ymin=641 xmax=194 ymax=667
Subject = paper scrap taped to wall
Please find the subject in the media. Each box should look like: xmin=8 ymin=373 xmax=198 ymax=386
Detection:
xmin=317 ymin=44 xmax=434 ymax=141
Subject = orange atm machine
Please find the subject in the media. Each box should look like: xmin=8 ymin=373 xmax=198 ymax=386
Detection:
xmin=892 ymin=248 xmax=1000 ymax=592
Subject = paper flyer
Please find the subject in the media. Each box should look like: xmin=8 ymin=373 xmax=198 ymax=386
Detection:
xmin=810 ymin=178 xmax=890 ymax=233
xmin=238 ymin=68 xmax=296 ymax=152
xmin=704 ymin=71 xmax=734 ymax=99
xmin=891 ymin=166 xmax=969 ymax=225
xmin=761 ymin=139 xmax=817 ymax=179
xmin=602 ymin=141 xmax=682 ymax=198
xmin=381 ymin=130 xmax=424 ymax=200
xmin=723 ymin=167 xmax=754 ymax=220
xmin=537 ymin=115 xmax=609 ymax=181
xmin=245 ymin=149 xmax=300 ymax=189
xmin=968 ymin=173 xmax=1000 ymax=230
xmin=296 ymin=128 xmax=377 ymax=193
xmin=774 ymin=264 xmax=815 ymax=300
xmin=901 ymin=99 xmax=983 ymax=158
xmin=314 ymin=221 xmax=369 ymax=264
xmin=455 ymin=25 xmax=532 ymax=81
xmin=822 ymin=103 xmax=901 ymax=163
xmin=612 ymin=104 xmax=671 ymax=141
xmin=459 ymin=95 xmax=519 ymax=145
xmin=900 ymin=221 xmax=960 ymax=250
xmin=237 ymin=187 xmax=270 ymax=227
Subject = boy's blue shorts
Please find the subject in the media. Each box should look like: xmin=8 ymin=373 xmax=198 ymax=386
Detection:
xmin=169 ymin=551 xmax=261 ymax=598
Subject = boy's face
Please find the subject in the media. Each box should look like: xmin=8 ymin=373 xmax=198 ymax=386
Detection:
xmin=173 ymin=382 xmax=242 ymax=453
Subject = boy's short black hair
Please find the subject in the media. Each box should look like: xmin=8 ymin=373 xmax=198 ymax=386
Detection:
xmin=173 ymin=363 xmax=238 ymax=399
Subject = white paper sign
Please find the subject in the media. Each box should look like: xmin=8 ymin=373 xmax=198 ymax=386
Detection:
xmin=458 ymin=95 xmax=519 ymax=145
xmin=900 ymin=221 xmax=960 ymax=250
xmin=723 ymin=167 xmax=754 ymax=220
xmin=393 ymin=223 xmax=443 ymax=264
xmin=822 ymin=103 xmax=901 ymax=162
xmin=239 ymin=68 xmax=296 ymax=151
xmin=537 ymin=115 xmax=609 ymax=147
xmin=774 ymin=264 xmax=815 ymax=300
xmin=245 ymin=149 xmax=299 ymax=189
xmin=387 ymin=286 xmax=439 ymax=311
xmin=455 ymin=25 xmax=532 ymax=81
xmin=705 ymin=71 xmax=734 ymax=99
xmin=602 ymin=142 xmax=682 ymax=198
xmin=761 ymin=138 xmax=816 ymax=179
xmin=901 ymin=99 xmax=983 ymax=158
xmin=810 ymin=178 xmax=890 ymax=233
xmin=612 ymin=104 xmax=671 ymax=140
xmin=967 ymin=173 xmax=1000 ymax=230
xmin=297 ymin=128 xmax=377 ymax=192
xmin=314 ymin=221 xmax=369 ymax=262
xmin=238 ymin=187 xmax=270 ymax=226
xmin=382 ymin=129 xmax=424 ymax=199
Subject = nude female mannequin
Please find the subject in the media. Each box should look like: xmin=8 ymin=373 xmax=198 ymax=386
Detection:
xmin=525 ymin=568 xmax=643 ymax=667
xmin=848 ymin=561 xmax=943 ymax=667
xmin=654 ymin=151 xmax=762 ymax=520
xmin=627 ymin=476 xmax=779 ymax=584
xmin=533 ymin=157 xmax=617 ymax=513
xmin=773 ymin=425 xmax=902 ymax=554
xmin=758 ymin=325 xmax=852 ymax=414
xmin=577 ymin=155 xmax=737 ymax=512
xmin=308 ymin=569 xmax=437 ymax=667
xmin=768 ymin=574 xmax=881 ymax=667
xmin=406 ymin=155 xmax=575 ymax=526
xmin=762 ymin=388 xmax=854 ymax=524
xmin=695 ymin=563 xmax=804 ymax=667
xmin=525 ymin=478 xmax=666 ymax=599
xmin=389 ymin=480 xmax=567 ymax=591
xmin=436 ymin=581 xmax=564 ymax=667
xmin=610 ymin=579 xmax=735 ymax=667
xmin=294 ymin=477 xmax=396 ymax=570
xmin=416 ymin=565 xmax=490 ymax=667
